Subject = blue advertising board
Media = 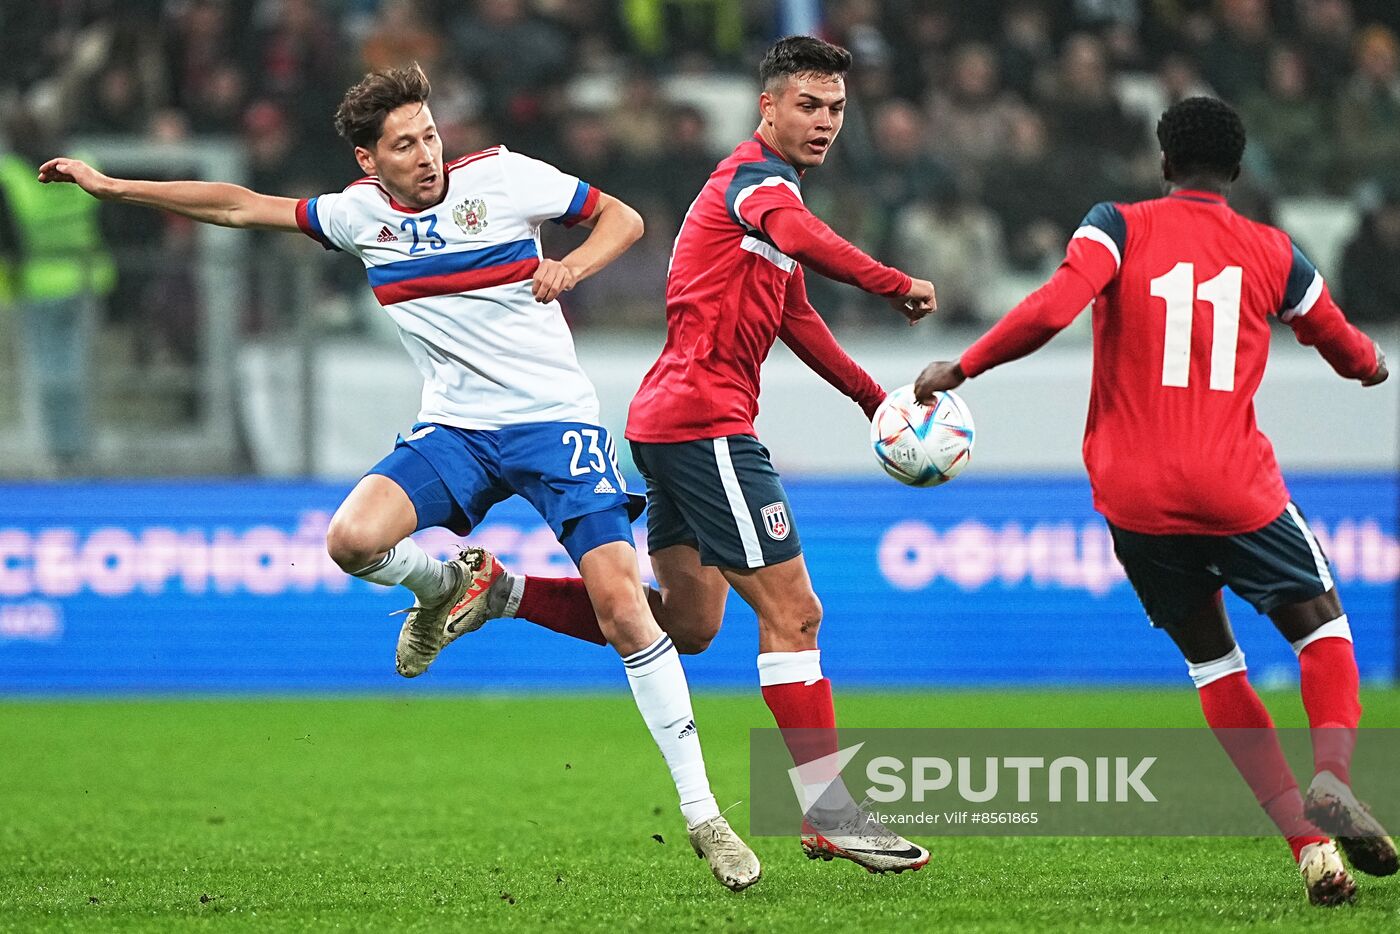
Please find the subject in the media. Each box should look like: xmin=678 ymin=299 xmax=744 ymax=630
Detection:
xmin=0 ymin=476 xmax=1394 ymax=694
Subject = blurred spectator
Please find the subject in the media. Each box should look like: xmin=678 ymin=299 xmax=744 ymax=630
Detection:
xmin=0 ymin=107 xmax=115 ymax=471
xmin=864 ymin=100 xmax=955 ymax=258
xmin=183 ymin=60 xmax=248 ymax=134
xmin=618 ymin=0 xmax=744 ymax=64
xmin=1196 ymin=0 xmax=1273 ymax=101
xmin=254 ymin=0 xmax=344 ymax=180
xmin=889 ymin=180 xmax=1005 ymax=325
xmin=887 ymin=3 xmax=958 ymax=103
xmin=1335 ymin=25 xmax=1400 ymax=187
xmin=1039 ymin=33 xmax=1146 ymax=189
xmin=1296 ymin=0 xmax=1357 ymax=100
xmin=983 ymin=110 xmax=1095 ymax=272
xmin=1239 ymin=46 xmax=1332 ymax=194
xmin=607 ymin=68 xmax=669 ymax=161
xmin=926 ymin=43 xmax=1028 ymax=177
xmin=164 ymin=0 xmax=253 ymax=119
xmin=452 ymin=0 xmax=570 ymax=131
xmin=359 ymin=0 xmax=443 ymax=74
xmin=1339 ymin=180 xmax=1400 ymax=324
xmin=997 ymin=2 xmax=1055 ymax=100
xmin=627 ymin=105 xmax=719 ymax=222
xmin=557 ymin=110 xmax=628 ymax=197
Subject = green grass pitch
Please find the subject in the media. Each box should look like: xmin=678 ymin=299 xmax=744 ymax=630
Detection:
xmin=3 ymin=688 xmax=1399 ymax=932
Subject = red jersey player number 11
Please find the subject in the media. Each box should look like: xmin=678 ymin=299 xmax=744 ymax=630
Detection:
xmin=914 ymin=96 xmax=1391 ymax=909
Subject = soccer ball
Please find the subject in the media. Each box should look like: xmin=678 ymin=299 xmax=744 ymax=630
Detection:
xmin=869 ymin=384 xmax=975 ymax=487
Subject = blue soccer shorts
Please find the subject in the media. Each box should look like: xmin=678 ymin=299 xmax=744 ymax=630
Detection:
xmin=367 ymin=421 xmax=645 ymax=566
xmin=630 ymin=434 xmax=802 ymax=570
xmin=1108 ymin=502 xmax=1336 ymax=631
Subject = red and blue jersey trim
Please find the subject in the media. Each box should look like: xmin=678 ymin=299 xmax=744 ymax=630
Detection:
xmin=366 ymin=237 xmax=539 ymax=305
xmin=552 ymin=181 xmax=600 ymax=227
xmin=295 ymin=197 xmax=340 ymax=252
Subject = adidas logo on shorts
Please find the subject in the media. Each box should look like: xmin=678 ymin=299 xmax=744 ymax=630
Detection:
xmin=593 ymin=477 xmax=617 ymax=494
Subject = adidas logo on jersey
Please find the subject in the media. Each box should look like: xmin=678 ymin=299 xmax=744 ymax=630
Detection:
xmin=593 ymin=477 xmax=617 ymax=495
xmin=376 ymin=225 xmax=398 ymax=243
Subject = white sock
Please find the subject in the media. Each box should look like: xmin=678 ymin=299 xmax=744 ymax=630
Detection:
xmin=352 ymin=538 xmax=455 ymax=603
xmin=487 ymin=569 xmax=524 ymax=619
xmin=623 ymin=634 xmax=719 ymax=827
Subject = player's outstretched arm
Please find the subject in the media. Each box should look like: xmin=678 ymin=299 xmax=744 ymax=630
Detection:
xmin=531 ymin=191 xmax=642 ymax=304
xmin=1284 ymin=281 xmax=1389 ymax=387
xmin=778 ymin=266 xmax=885 ymax=417
xmin=37 ymin=157 xmax=300 ymax=232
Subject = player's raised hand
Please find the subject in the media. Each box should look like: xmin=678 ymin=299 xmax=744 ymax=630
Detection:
xmin=894 ymin=277 xmax=937 ymax=325
xmin=531 ymin=258 xmax=578 ymax=304
xmin=913 ymin=360 xmax=965 ymax=403
xmin=37 ymin=158 xmax=116 ymax=199
xmin=1361 ymin=341 xmax=1388 ymax=387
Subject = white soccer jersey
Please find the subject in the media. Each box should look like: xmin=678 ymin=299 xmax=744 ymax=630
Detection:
xmin=295 ymin=146 xmax=603 ymax=429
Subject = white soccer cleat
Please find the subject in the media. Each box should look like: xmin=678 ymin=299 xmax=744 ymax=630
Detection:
xmin=394 ymin=547 xmax=506 ymax=678
xmin=801 ymin=807 xmax=930 ymax=874
xmin=1299 ymin=840 xmax=1357 ymax=906
xmin=688 ymin=815 xmax=761 ymax=892
xmin=1304 ymin=770 xmax=1399 ymax=877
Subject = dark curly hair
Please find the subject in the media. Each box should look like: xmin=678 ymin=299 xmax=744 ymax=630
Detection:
xmin=759 ymin=35 xmax=852 ymax=90
xmin=334 ymin=63 xmax=431 ymax=150
xmin=1156 ymin=96 xmax=1247 ymax=181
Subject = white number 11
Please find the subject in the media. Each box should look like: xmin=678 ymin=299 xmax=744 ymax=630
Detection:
xmin=1149 ymin=262 xmax=1242 ymax=391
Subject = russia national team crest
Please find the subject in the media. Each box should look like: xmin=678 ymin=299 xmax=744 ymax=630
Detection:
xmin=761 ymin=502 xmax=790 ymax=541
xmin=453 ymin=197 xmax=488 ymax=234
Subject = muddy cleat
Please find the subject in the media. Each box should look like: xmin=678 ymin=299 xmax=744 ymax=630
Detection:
xmin=1304 ymin=770 xmax=1399 ymax=877
xmin=801 ymin=807 xmax=930 ymax=874
xmin=1299 ymin=840 xmax=1358 ymax=906
xmin=394 ymin=547 xmax=505 ymax=678
xmin=688 ymin=815 xmax=761 ymax=892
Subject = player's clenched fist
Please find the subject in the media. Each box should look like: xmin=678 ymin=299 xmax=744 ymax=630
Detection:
xmin=913 ymin=360 xmax=965 ymax=403
xmin=37 ymin=158 xmax=115 ymax=198
xmin=532 ymin=258 xmax=578 ymax=304
xmin=893 ymin=277 xmax=937 ymax=324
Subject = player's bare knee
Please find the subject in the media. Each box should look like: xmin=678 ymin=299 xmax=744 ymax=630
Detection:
xmin=325 ymin=521 xmax=384 ymax=574
xmin=671 ymin=622 xmax=721 ymax=655
xmin=763 ymin=593 xmax=822 ymax=646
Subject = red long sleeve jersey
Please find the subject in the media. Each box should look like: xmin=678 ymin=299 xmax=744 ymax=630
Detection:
xmin=960 ymin=190 xmax=1378 ymax=535
xmin=626 ymin=135 xmax=906 ymax=443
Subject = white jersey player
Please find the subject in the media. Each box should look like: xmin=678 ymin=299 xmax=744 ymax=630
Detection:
xmin=39 ymin=63 xmax=759 ymax=891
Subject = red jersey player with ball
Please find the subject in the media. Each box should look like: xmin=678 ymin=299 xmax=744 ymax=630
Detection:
xmin=623 ymin=35 xmax=938 ymax=874
xmin=451 ymin=35 xmax=940 ymax=874
xmin=915 ymin=97 xmax=1392 ymax=907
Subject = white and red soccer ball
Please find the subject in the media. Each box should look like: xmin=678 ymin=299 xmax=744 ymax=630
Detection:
xmin=870 ymin=384 xmax=975 ymax=487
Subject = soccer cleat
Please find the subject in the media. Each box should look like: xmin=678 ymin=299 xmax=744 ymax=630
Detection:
xmin=687 ymin=815 xmax=761 ymax=892
xmin=393 ymin=547 xmax=505 ymax=678
xmin=801 ymin=807 xmax=930 ymax=874
xmin=1298 ymin=840 xmax=1358 ymax=906
xmin=1303 ymin=770 xmax=1399 ymax=877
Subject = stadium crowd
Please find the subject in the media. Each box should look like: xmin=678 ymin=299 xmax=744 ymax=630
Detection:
xmin=2 ymin=0 xmax=1398 ymax=330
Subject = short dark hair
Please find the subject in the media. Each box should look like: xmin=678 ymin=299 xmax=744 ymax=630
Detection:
xmin=1156 ymin=96 xmax=1247 ymax=181
xmin=334 ymin=63 xmax=431 ymax=150
xmin=759 ymin=35 xmax=852 ymax=90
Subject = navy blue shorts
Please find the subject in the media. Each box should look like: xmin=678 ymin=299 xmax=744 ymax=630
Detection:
xmin=1108 ymin=502 xmax=1336 ymax=631
xmin=630 ymin=435 xmax=802 ymax=569
xmin=369 ymin=421 xmax=645 ymax=566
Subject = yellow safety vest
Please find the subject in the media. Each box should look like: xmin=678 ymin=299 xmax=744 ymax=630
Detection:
xmin=0 ymin=153 xmax=116 ymax=301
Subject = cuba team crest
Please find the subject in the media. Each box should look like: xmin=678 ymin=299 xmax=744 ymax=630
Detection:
xmin=453 ymin=197 xmax=488 ymax=234
xmin=761 ymin=502 xmax=790 ymax=540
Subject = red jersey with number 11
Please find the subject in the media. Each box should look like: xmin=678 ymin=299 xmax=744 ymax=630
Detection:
xmin=959 ymin=190 xmax=1377 ymax=535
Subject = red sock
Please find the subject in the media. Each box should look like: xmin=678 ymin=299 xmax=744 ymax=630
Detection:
xmin=1298 ymin=636 xmax=1362 ymax=785
xmin=1199 ymin=671 xmax=1327 ymax=861
xmin=515 ymin=577 xmax=607 ymax=645
xmin=762 ymin=675 xmax=840 ymax=813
